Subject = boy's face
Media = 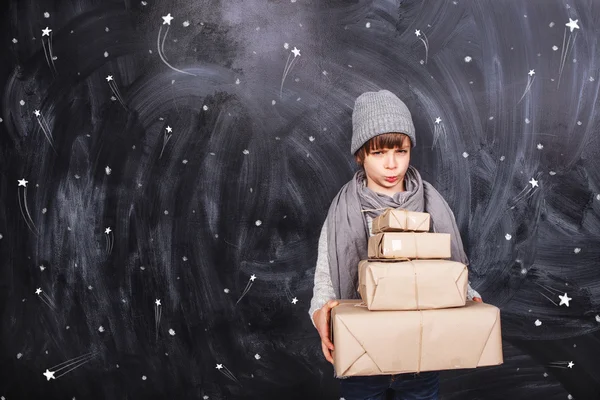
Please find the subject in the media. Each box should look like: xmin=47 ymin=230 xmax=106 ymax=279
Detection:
xmin=357 ymin=135 xmax=411 ymax=196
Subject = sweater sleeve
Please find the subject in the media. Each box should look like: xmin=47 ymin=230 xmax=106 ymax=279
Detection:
xmin=308 ymin=220 xmax=337 ymax=327
xmin=467 ymin=284 xmax=481 ymax=301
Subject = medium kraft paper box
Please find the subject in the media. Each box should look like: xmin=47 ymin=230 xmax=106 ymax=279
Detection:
xmin=358 ymin=259 xmax=468 ymax=310
xmin=331 ymin=301 xmax=503 ymax=377
xmin=372 ymin=208 xmax=431 ymax=234
xmin=367 ymin=232 xmax=451 ymax=259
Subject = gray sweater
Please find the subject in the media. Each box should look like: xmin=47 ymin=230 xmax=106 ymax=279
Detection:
xmin=308 ymin=215 xmax=481 ymax=326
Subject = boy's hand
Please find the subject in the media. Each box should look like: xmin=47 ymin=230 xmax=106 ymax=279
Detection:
xmin=473 ymin=297 xmax=483 ymax=303
xmin=313 ymin=300 xmax=339 ymax=364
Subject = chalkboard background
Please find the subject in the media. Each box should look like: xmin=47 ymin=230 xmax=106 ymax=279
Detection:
xmin=1 ymin=0 xmax=600 ymax=399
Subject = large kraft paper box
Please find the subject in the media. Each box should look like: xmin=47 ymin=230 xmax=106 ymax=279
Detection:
xmin=358 ymin=260 xmax=468 ymax=310
xmin=372 ymin=208 xmax=431 ymax=234
xmin=331 ymin=300 xmax=503 ymax=377
xmin=368 ymin=232 xmax=451 ymax=259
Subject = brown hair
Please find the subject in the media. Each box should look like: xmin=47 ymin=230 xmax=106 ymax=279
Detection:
xmin=354 ymin=133 xmax=411 ymax=166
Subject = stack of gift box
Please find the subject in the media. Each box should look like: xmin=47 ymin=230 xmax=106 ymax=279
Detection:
xmin=331 ymin=208 xmax=503 ymax=377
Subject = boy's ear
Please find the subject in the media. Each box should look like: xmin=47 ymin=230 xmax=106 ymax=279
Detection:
xmin=354 ymin=154 xmax=362 ymax=165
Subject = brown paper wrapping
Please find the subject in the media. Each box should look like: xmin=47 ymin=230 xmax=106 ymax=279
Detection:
xmin=367 ymin=232 xmax=451 ymax=259
xmin=331 ymin=300 xmax=503 ymax=377
xmin=358 ymin=260 xmax=468 ymax=310
xmin=372 ymin=208 xmax=431 ymax=234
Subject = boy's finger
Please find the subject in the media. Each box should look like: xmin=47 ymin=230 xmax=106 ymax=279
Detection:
xmin=473 ymin=297 xmax=483 ymax=302
xmin=326 ymin=300 xmax=339 ymax=309
xmin=322 ymin=336 xmax=334 ymax=351
xmin=317 ymin=328 xmax=332 ymax=346
xmin=322 ymin=342 xmax=334 ymax=364
xmin=317 ymin=326 xmax=333 ymax=347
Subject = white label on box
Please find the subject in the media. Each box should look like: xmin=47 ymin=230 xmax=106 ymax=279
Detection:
xmin=392 ymin=240 xmax=402 ymax=251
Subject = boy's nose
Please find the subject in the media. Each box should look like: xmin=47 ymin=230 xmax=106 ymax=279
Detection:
xmin=384 ymin=154 xmax=396 ymax=169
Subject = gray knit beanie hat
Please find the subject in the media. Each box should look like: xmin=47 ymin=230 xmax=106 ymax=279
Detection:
xmin=351 ymin=89 xmax=416 ymax=155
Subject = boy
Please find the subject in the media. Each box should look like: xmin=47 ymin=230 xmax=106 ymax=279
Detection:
xmin=308 ymin=89 xmax=482 ymax=400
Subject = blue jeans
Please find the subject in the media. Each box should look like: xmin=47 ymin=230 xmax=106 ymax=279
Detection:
xmin=339 ymin=372 xmax=439 ymax=400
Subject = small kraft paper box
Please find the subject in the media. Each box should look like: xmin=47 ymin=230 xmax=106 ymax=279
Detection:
xmin=367 ymin=232 xmax=451 ymax=259
xmin=358 ymin=259 xmax=468 ymax=310
xmin=330 ymin=300 xmax=503 ymax=377
xmin=372 ymin=208 xmax=431 ymax=234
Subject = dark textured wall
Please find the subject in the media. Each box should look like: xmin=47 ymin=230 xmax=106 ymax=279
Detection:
xmin=1 ymin=0 xmax=599 ymax=399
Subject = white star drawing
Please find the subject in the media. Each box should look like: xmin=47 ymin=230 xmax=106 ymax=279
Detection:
xmin=568 ymin=361 xmax=574 ymax=368
xmin=250 ymin=274 xmax=257 ymax=281
xmin=165 ymin=126 xmax=172 ymax=133
xmin=291 ymin=297 xmax=298 ymax=304
xmin=43 ymin=369 xmax=56 ymax=380
xmin=34 ymin=110 xmax=41 ymax=117
xmin=528 ymin=69 xmax=535 ymax=76
xmin=104 ymin=227 xmax=112 ymax=234
xmin=559 ymin=293 xmax=572 ymax=307
xmin=42 ymin=27 xmax=52 ymax=37
xmin=18 ymin=179 xmax=28 ymax=187
xmin=155 ymin=299 xmax=161 ymax=306
xmin=415 ymin=29 xmax=421 ymax=37
xmin=535 ymin=319 xmax=542 ymax=326
xmin=434 ymin=117 xmax=441 ymax=124
xmin=565 ymin=18 xmax=580 ymax=32
xmin=529 ymin=178 xmax=539 ymax=188
xmin=106 ymin=75 xmax=113 ymax=82
xmin=291 ymin=47 xmax=301 ymax=57
xmin=35 ymin=288 xmax=42 ymax=295
xmin=216 ymin=364 xmax=223 ymax=370
xmin=162 ymin=13 xmax=174 ymax=25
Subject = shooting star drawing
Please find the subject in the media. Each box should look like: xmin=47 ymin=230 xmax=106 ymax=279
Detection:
xmin=105 ymin=75 xmax=127 ymax=109
xmin=41 ymin=27 xmax=58 ymax=75
xmin=159 ymin=126 xmax=173 ymax=159
xmin=216 ymin=363 xmax=240 ymax=384
xmin=18 ymin=179 xmax=39 ymax=235
xmin=283 ymin=283 xmax=299 ymax=305
xmin=155 ymin=299 xmax=162 ymax=342
xmin=43 ymin=352 xmax=97 ymax=381
xmin=518 ymin=69 xmax=536 ymax=104
xmin=557 ymin=18 xmax=580 ymax=89
xmin=33 ymin=109 xmax=56 ymax=153
xmin=235 ymin=274 xmax=256 ymax=305
xmin=415 ymin=29 xmax=429 ymax=64
xmin=533 ymin=282 xmax=572 ymax=307
xmin=505 ymin=176 xmax=540 ymax=211
xmin=35 ymin=288 xmax=56 ymax=310
xmin=432 ymin=117 xmax=446 ymax=148
xmin=157 ymin=13 xmax=196 ymax=76
xmin=547 ymin=360 xmax=575 ymax=369
xmin=280 ymin=45 xmax=301 ymax=98
xmin=104 ymin=227 xmax=114 ymax=255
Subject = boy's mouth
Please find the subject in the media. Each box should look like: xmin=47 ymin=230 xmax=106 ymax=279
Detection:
xmin=384 ymin=176 xmax=398 ymax=183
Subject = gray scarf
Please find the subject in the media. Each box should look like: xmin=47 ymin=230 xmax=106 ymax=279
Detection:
xmin=326 ymin=166 xmax=469 ymax=299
